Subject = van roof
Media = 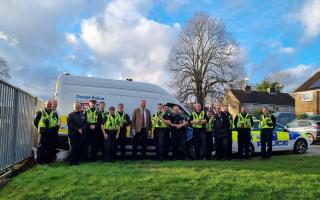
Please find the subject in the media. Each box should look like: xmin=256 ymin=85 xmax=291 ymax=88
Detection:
xmin=57 ymin=73 xmax=171 ymax=96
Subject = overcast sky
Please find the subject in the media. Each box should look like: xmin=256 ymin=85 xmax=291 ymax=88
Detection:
xmin=0 ymin=0 xmax=319 ymax=99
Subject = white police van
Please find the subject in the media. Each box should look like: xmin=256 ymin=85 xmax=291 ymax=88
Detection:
xmin=54 ymin=73 xmax=190 ymax=150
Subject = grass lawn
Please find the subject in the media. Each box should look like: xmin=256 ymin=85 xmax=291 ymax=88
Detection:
xmin=1 ymin=155 xmax=320 ymax=200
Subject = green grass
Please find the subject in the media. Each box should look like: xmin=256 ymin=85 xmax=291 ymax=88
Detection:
xmin=1 ymin=155 xmax=320 ymax=200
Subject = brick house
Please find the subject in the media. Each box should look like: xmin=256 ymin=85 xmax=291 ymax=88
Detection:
xmin=224 ymin=87 xmax=294 ymax=117
xmin=293 ymin=71 xmax=320 ymax=115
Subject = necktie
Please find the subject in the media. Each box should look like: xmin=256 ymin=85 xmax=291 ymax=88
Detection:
xmin=141 ymin=109 xmax=145 ymax=127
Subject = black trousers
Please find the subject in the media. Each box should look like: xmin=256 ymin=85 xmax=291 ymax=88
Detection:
xmin=117 ymin=127 xmax=127 ymax=158
xmin=154 ymin=128 xmax=167 ymax=160
xmin=104 ymin=130 xmax=117 ymax=161
xmin=215 ymin=129 xmax=229 ymax=160
xmin=227 ymin=130 xmax=233 ymax=156
xmin=206 ymin=131 xmax=214 ymax=159
xmin=37 ymin=129 xmax=55 ymax=164
xmin=193 ymin=128 xmax=206 ymax=159
xmin=237 ymin=129 xmax=251 ymax=158
xmin=172 ymin=130 xmax=187 ymax=160
xmin=68 ymin=133 xmax=83 ymax=164
xmin=261 ymin=129 xmax=273 ymax=158
xmin=132 ymin=128 xmax=148 ymax=159
xmin=83 ymin=126 xmax=99 ymax=161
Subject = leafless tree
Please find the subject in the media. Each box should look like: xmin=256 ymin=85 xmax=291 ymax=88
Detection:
xmin=167 ymin=12 xmax=244 ymax=107
xmin=0 ymin=57 xmax=10 ymax=80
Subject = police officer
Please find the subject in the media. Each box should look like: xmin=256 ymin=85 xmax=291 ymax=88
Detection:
xmin=83 ymin=99 xmax=99 ymax=161
xmin=116 ymin=103 xmax=131 ymax=159
xmin=51 ymin=99 xmax=60 ymax=161
xmin=190 ymin=103 xmax=207 ymax=159
xmin=33 ymin=100 xmax=58 ymax=164
xmin=213 ymin=105 xmax=230 ymax=160
xmin=222 ymin=105 xmax=234 ymax=158
xmin=170 ymin=105 xmax=188 ymax=160
xmin=234 ymin=106 xmax=253 ymax=159
xmin=259 ymin=107 xmax=276 ymax=159
xmin=152 ymin=103 xmax=171 ymax=160
xmin=162 ymin=104 xmax=172 ymax=159
xmin=101 ymin=106 xmax=120 ymax=162
xmin=98 ymin=101 xmax=107 ymax=155
xmin=205 ymin=110 xmax=214 ymax=160
xmin=67 ymin=102 xmax=87 ymax=165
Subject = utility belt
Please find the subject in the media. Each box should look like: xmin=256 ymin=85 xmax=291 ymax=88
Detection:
xmin=104 ymin=129 xmax=118 ymax=132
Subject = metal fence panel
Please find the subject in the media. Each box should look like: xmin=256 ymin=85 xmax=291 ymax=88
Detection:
xmin=0 ymin=80 xmax=37 ymax=171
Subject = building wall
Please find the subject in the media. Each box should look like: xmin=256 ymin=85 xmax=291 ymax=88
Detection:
xmin=294 ymin=89 xmax=320 ymax=115
xmin=223 ymin=91 xmax=240 ymax=118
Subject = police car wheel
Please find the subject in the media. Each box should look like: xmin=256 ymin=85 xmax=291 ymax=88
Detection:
xmin=294 ymin=139 xmax=307 ymax=154
xmin=307 ymin=133 xmax=314 ymax=144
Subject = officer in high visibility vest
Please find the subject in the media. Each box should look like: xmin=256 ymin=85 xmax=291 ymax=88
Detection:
xmin=205 ymin=110 xmax=214 ymax=160
xmin=51 ymin=99 xmax=60 ymax=161
xmin=116 ymin=103 xmax=131 ymax=159
xmin=162 ymin=104 xmax=172 ymax=158
xmin=33 ymin=100 xmax=58 ymax=164
xmin=259 ymin=107 xmax=276 ymax=159
xmin=101 ymin=106 xmax=120 ymax=161
xmin=190 ymin=103 xmax=208 ymax=159
xmin=97 ymin=101 xmax=107 ymax=155
xmin=222 ymin=105 xmax=234 ymax=157
xmin=234 ymin=106 xmax=253 ymax=159
xmin=152 ymin=103 xmax=171 ymax=160
xmin=83 ymin=99 xmax=99 ymax=161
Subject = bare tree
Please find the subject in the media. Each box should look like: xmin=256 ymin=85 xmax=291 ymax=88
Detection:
xmin=0 ymin=57 xmax=10 ymax=80
xmin=167 ymin=12 xmax=243 ymax=107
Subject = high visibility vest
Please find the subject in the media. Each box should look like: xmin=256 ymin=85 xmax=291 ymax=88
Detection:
xmin=228 ymin=113 xmax=234 ymax=129
xmin=104 ymin=114 xmax=120 ymax=130
xmin=116 ymin=111 xmax=127 ymax=126
xmin=38 ymin=109 xmax=58 ymax=128
xmin=206 ymin=117 xmax=214 ymax=132
xmin=236 ymin=113 xmax=252 ymax=128
xmin=192 ymin=111 xmax=205 ymax=128
xmin=259 ymin=115 xmax=274 ymax=129
xmin=101 ymin=111 xmax=107 ymax=119
xmin=152 ymin=112 xmax=167 ymax=128
xmin=86 ymin=109 xmax=98 ymax=124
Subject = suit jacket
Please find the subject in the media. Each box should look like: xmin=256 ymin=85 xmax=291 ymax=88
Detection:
xmin=131 ymin=108 xmax=152 ymax=133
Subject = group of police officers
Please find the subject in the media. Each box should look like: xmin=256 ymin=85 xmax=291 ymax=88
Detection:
xmin=34 ymin=99 xmax=276 ymax=165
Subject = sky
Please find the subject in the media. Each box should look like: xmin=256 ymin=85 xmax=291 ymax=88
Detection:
xmin=0 ymin=0 xmax=319 ymax=99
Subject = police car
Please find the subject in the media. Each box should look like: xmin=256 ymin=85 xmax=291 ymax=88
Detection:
xmin=230 ymin=121 xmax=311 ymax=155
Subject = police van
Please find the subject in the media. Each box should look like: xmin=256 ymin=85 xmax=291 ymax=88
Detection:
xmin=54 ymin=73 xmax=190 ymax=150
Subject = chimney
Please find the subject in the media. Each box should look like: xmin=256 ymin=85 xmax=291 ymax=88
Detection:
xmin=245 ymin=85 xmax=251 ymax=92
xmin=267 ymin=87 xmax=276 ymax=93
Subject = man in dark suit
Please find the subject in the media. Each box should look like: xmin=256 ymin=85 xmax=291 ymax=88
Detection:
xmin=131 ymin=99 xmax=152 ymax=159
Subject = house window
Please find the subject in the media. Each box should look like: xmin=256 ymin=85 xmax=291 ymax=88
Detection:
xmin=302 ymin=91 xmax=313 ymax=102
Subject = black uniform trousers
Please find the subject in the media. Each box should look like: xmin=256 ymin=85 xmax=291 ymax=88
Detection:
xmin=193 ymin=128 xmax=206 ymax=159
xmin=227 ymin=130 xmax=233 ymax=156
xmin=237 ymin=128 xmax=251 ymax=159
xmin=68 ymin=133 xmax=84 ymax=165
xmin=37 ymin=128 xmax=56 ymax=164
xmin=206 ymin=131 xmax=214 ymax=159
xmin=154 ymin=128 xmax=167 ymax=160
xmin=117 ymin=127 xmax=127 ymax=159
xmin=261 ymin=128 xmax=273 ymax=158
xmin=83 ymin=125 xmax=99 ymax=161
xmin=171 ymin=130 xmax=187 ymax=160
xmin=104 ymin=130 xmax=117 ymax=161
xmin=132 ymin=128 xmax=148 ymax=159
xmin=215 ymin=129 xmax=230 ymax=160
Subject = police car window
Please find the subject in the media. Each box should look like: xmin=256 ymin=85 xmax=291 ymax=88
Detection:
xmin=298 ymin=121 xmax=309 ymax=127
xmin=253 ymin=121 xmax=260 ymax=130
xmin=275 ymin=124 xmax=283 ymax=131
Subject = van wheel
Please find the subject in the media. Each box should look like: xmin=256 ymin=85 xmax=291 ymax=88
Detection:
xmin=294 ymin=139 xmax=307 ymax=154
xmin=307 ymin=133 xmax=314 ymax=144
